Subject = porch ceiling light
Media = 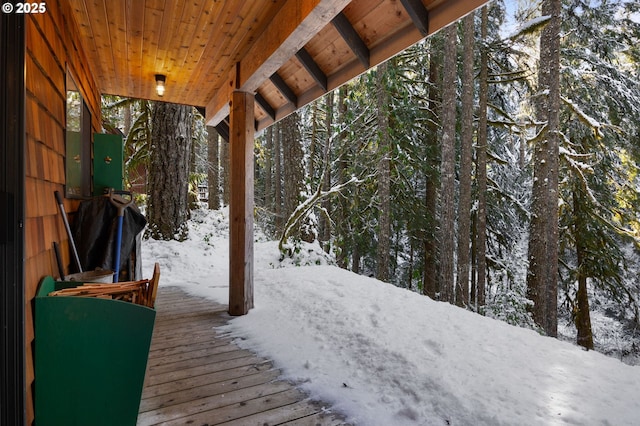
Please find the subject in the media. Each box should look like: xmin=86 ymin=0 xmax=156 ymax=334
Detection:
xmin=155 ymin=74 xmax=166 ymax=97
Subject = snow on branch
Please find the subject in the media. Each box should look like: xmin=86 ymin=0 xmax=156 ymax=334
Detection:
xmin=558 ymin=141 xmax=594 ymax=161
xmin=560 ymin=145 xmax=594 ymax=177
xmin=279 ymin=173 xmax=361 ymax=253
xmin=506 ymin=15 xmax=551 ymax=41
xmin=526 ymin=123 xmax=548 ymax=145
xmin=561 ymin=96 xmax=604 ymax=139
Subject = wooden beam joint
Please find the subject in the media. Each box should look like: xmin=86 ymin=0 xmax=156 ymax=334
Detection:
xmin=270 ymin=73 xmax=298 ymax=106
xmin=400 ymin=0 xmax=430 ymax=36
xmin=295 ymin=48 xmax=328 ymax=91
xmin=331 ymin=12 xmax=370 ymax=68
xmin=255 ymin=92 xmax=276 ymax=121
xmin=215 ymin=119 xmax=230 ymax=142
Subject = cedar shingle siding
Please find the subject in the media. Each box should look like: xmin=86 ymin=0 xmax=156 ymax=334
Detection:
xmin=24 ymin=4 xmax=100 ymax=422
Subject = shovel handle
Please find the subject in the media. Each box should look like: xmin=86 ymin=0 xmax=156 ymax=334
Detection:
xmin=109 ymin=189 xmax=134 ymax=217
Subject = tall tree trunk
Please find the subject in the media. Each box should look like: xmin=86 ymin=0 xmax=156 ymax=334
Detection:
xmin=274 ymin=122 xmax=283 ymax=233
xmin=188 ymin=130 xmax=198 ymax=211
xmin=475 ymin=5 xmax=489 ymax=310
xmin=470 ymin=212 xmax=477 ymax=304
xmin=309 ymin=102 xmax=319 ymax=179
xmin=123 ymin=103 xmax=132 ymax=134
xmin=264 ymin=126 xmax=273 ymax=213
xmin=438 ymin=24 xmax=458 ymax=304
xmin=281 ymin=112 xmax=310 ymax=242
xmin=148 ymin=102 xmax=192 ymax=240
xmin=207 ymin=127 xmax=220 ymax=210
xmin=376 ymin=61 xmax=391 ymax=282
xmin=526 ymin=0 xmax=561 ymax=336
xmin=221 ymin=138 xmax=230 ymax=206
xmin=408 ymin=243 xmax=414 ymax=290
xmin=543 ymin=0 xmax=561 ymax=337
xmin=320 ymin=93 xmax=333 ymax=252
xmin=423 ymin=37 xmax=442 ymax=299
xmin=190 ymin=129 xmax=196 ymax=176
xmin=282 ymin=113 xmax=303 ymax=217
xmin=336 ymin=86 xmax=349 ymax=269
xmin=352 ymin=245 xmax=361 ymax=274
xmin=573 ymin=189 xmax=594 ymax=349
xmin=456 ymin=12 xmax=475 ymax=308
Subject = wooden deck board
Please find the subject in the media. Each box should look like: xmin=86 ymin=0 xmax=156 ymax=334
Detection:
xmin=138 ymin=286 xmax=349 ymax=426
xmin=142 ymin=362 xmax=275 ymax=400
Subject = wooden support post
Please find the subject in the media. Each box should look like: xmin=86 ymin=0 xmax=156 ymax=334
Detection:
xmin=228 ymin=90 xmax=255 ymax=316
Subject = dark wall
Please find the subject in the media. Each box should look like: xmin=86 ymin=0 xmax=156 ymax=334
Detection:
xmin=0 ymin=10 xmax=26 ymax=426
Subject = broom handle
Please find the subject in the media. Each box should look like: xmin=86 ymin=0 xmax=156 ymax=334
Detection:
xmin=54 ymin=191 xmax=83 ymax=273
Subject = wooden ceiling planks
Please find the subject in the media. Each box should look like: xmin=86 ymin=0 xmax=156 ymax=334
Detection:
xmin=75 ymin=0 xmax=112 ymax=95
xmin=176 ymin=1 xmax=234 ymax=102
xmin=152 ymin=0 xmax=184 ymax=76
xmin=125 ymin=0 xmax=145 ymax=96
xmin=349 ymin=0 xmax=411 ymax=50
xmin=72 ymin=0 xmax=286 ymax=105
xmin=68 ymin=0 xmax=489 ymax=131
xmin=305 ymin=22 xmax=353 ymax=78
xmin=141 ymin=1 xmax=163 ymax=99
xmin=106 ymin=0 xmax=128 ymax=90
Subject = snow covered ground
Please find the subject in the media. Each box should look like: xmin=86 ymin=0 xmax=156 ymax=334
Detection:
xmin=142 ymin=207 xmax=640 ymax=426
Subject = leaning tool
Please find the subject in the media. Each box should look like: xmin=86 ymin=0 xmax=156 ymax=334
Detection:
xmin=54 ymin=190 xmax=82 ymax=273
xmin=109 ymin=189 xmax=134 ymax=283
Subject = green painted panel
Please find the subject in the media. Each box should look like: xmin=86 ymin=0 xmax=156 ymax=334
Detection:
xmin=65 ymin=130 xmax=83 ymax=197
xmin=35 ymin=277 xmax=155 ymax=426
xmin=93 ymin=133 xmax=123 ymax=196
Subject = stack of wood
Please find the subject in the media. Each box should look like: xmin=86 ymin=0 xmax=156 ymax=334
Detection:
xmin=48 ymin=263 xmax=160 ymax=308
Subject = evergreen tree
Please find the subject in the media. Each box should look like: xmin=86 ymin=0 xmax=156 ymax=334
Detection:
xmin=526 ymin=0 xmax=561 ymax=337
xmin=439 ymin=23 xmax=458 ymax=304
xmin=456 ymin=12 xmax=476 ymax=308
xmin=557 ymin=0 xmax=640 ymax=348
xmin=424 ymin=36 xmax=443 ymax=299
xmin=475 ymin=5 xmax=489 ymax=310
xmin=376 ymin=61 xmax=392 ymax=282
xmin=320 ymin=93 xmax=334 ymax=253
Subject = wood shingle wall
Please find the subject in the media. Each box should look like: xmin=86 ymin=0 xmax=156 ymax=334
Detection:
xmin=24 ymin=0 xmax=100 ymax=422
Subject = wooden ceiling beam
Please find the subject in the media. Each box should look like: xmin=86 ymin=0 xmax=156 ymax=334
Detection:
xmin=270 ymin=73 xmax=298 ymax=106
xmin=216 ymin=119 xmax=230 ymax=142
xmin=296 ymin=48 xmax=328 ymax=91
xmin=331 ymin=12 xmax=370 ymax=68
xmin=206 ymin=0 xmax=350 ymax=126
xmin=255 ymin=92 xmax=276 ymax=121
xmin=400 ymin=0 xmax=430 ymax=36
xmin=255 ymin=0 xmax=489 ymax=132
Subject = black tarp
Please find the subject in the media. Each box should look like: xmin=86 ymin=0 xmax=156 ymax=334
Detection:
xmin=71 ymin=196 xmax=146 ymax=280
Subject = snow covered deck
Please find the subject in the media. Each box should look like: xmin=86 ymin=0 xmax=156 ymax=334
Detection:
xmin=137 ymin=287 xmax=348 ymax=425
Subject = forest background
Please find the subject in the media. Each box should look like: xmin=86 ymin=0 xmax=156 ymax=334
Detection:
xmin=101 ymin=0 xmax=640 ymax=364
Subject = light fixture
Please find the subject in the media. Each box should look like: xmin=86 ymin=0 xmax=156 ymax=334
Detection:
xmin=155 ymin=74 xmax=166 ymax=97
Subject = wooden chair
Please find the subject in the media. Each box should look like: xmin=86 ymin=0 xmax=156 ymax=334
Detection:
xmin=146 ymin=263 xmax=160 ymax=308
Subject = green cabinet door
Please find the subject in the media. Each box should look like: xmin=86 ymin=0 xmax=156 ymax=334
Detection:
xmin=93 ymin=133 xmax=123 ymax=196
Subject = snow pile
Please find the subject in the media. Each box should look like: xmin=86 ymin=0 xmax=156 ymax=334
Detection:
xmin=142 ymin=206 xmax=640 ymax=426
